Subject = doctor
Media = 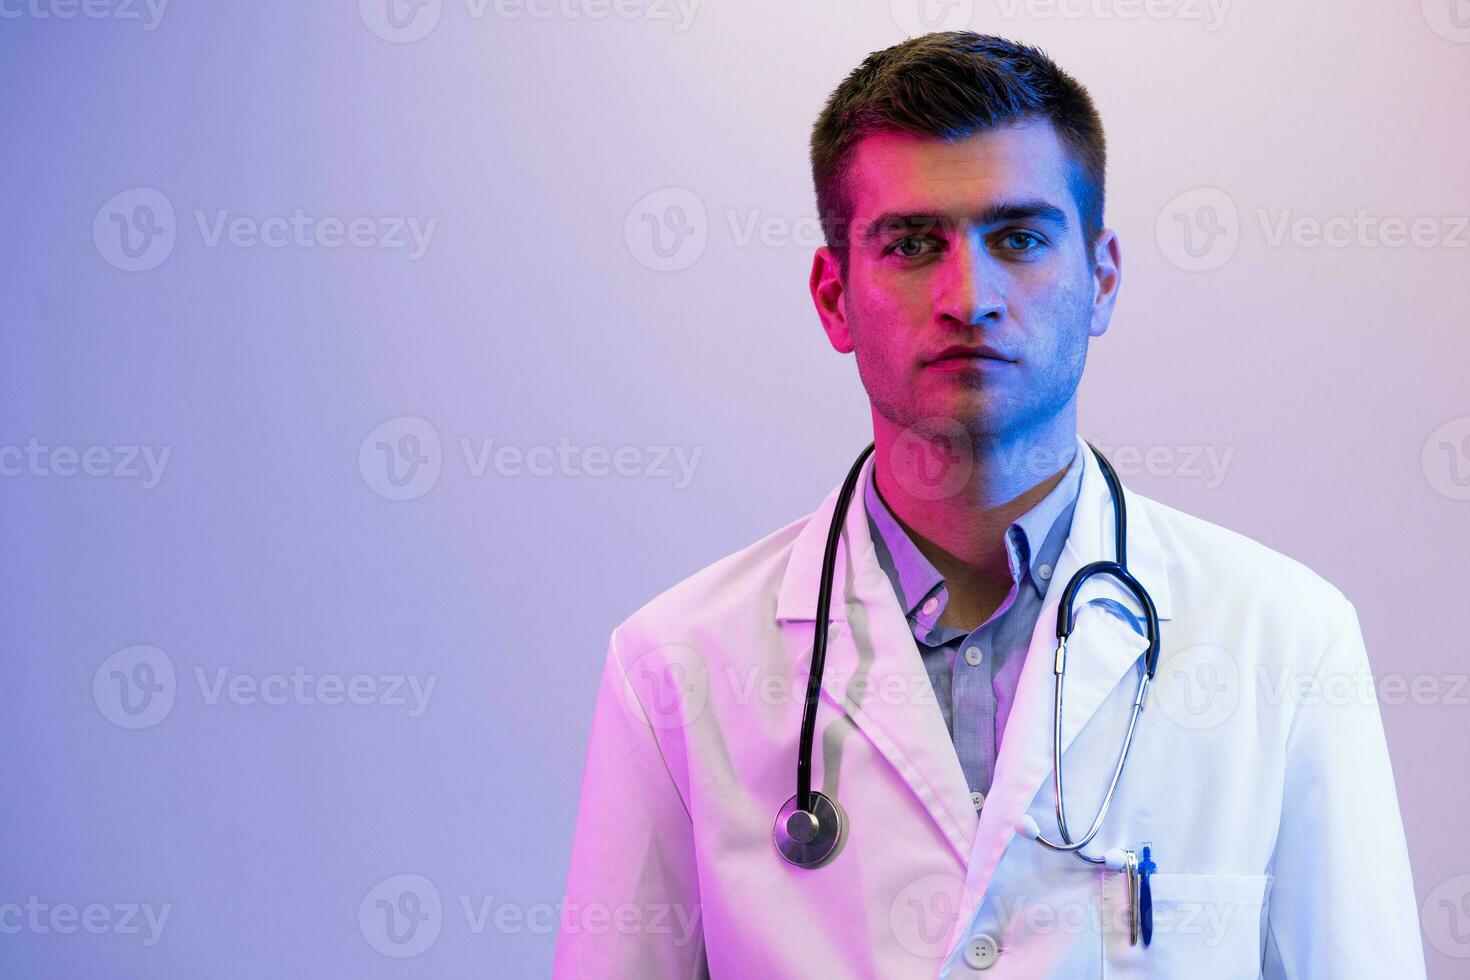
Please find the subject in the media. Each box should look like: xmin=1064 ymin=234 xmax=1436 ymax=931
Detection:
xmin=554 ymin=31 xmax=1424 ymax=979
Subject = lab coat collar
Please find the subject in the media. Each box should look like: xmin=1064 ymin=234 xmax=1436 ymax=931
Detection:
xmin=774 ymin=434 xmax=1173 ymax=624
xmin=772 ymin=434 xmax=1175 ymax=876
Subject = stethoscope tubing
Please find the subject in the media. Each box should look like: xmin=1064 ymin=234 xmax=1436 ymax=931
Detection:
xmin=785 ymin=439 xmax=1161 ymax=871
xmin=795 ymin=442 xmax=875 ymax=815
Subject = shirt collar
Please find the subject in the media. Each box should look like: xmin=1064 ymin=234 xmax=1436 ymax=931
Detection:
xmin=863 ymin=447 xmax=1085 ymax=620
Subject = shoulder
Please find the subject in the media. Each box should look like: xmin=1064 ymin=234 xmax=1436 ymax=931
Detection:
xmin=609 ymin=507 xmax=813 ymax=651
xmin=1137 ymin=491 xmax=1358 ymax=649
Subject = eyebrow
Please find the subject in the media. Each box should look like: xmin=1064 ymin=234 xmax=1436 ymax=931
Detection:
xmin=858 ymin=199 xmax=1070 ymax=245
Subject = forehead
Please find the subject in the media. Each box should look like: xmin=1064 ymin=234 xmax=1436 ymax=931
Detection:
xmin=844 ymin=119 xmax=1074 ymax=225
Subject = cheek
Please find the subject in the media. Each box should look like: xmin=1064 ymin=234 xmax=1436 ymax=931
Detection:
xmin=852 ymin=258 xmax=933 ymax=312
xmin=1019 ymin=263 xmax=1095 ymax=327
xmin=848 ymin=275 xmax=919 ymax=355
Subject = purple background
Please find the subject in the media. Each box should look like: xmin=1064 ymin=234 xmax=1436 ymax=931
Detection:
xmin=3 ymin=1 xmax=1468 ymax=976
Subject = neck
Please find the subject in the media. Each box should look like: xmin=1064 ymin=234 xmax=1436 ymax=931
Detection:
xmin=869 ymin=408 xmax=1078 ymax=588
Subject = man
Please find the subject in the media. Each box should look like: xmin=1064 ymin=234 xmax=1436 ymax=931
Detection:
xmin=554 ymin=33 xmax=1424 ymax=978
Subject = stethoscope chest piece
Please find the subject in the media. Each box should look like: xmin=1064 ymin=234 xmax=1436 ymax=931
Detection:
xmin=773 ymin=791 xmax=845 ymax=868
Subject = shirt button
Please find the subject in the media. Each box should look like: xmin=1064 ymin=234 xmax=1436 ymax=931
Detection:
xmin=921 ymin=597 xmax=939 ymax=616
xmin=964 ymin=646 xmax=983 ymax=667
xmin=1038 ymin=563 xmax=1053 ymax=581
xmin=963 ymin=933 xmax=1000 ymax=969
xmin=970 ymin=790 xmax=985 ymax=811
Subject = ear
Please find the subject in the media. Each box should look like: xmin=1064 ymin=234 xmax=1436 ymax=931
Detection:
xmin=810 ymin=245 xmax=853 ymax=353
xmin=1088 ymin=228 xmax=1122 ymax=339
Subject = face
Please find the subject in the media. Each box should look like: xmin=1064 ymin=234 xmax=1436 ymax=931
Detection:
xmin=810 ymin=119 xmax=1120 ymax=448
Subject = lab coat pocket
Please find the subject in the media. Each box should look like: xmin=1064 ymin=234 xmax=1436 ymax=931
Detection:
xmin=1102 ymin=872 xmax=1271 ymax=979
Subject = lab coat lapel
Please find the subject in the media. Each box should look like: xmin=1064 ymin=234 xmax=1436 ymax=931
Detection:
xmin=947 ymin=434 xmax=1176 ymax=948
xmin=774 ymin=450 xmax=980 ymax=866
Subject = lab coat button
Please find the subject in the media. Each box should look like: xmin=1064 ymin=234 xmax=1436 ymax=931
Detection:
xmin=964 ymin=646 xmax=983 ymax=666
xmin=963 ymin=933 xmax=999 ymax=969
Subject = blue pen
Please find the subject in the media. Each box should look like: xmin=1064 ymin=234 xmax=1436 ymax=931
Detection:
xmin=1139 ymin=843 xmax=1156 ymax=947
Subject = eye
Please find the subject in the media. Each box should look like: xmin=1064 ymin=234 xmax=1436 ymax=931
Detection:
xmin=1000 ymin=230 xmax=1046 ymax=253
xmin=888 ymin=235 xmax=938 ymax=259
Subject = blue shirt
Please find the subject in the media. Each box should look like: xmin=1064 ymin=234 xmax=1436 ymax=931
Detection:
xmin=863 ymin=451 xmax=1083 ymax=810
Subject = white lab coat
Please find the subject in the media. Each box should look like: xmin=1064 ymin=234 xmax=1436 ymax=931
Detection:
xmin=553 ymin=434 xmax=1425 ymax=979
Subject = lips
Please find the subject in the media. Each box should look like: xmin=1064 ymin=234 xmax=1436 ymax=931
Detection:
xmin=927 ymin=344 xmax=1015 ymax=364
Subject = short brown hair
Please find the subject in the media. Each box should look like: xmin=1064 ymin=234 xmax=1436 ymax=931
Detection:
xmin=810 ymin=32 xmax=1107 ymax=276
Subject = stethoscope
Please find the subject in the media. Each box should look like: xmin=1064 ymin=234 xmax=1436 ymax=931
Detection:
xmin=772 ymin=440 xmax=1162 ymax=948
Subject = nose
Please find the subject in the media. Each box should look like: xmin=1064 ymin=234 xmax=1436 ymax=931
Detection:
xmin=935 ymin=229 xmax=1005 ymax=327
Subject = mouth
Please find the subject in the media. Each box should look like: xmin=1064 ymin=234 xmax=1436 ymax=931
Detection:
xmin=925 ymin=346 xmax=1017 ymax=369
xmin=926 ymin=356 xmax=1015 ymax=373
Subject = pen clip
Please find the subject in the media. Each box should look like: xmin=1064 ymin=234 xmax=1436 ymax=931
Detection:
xmin=1124 ymin=849 xmax=1139 ymax=947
